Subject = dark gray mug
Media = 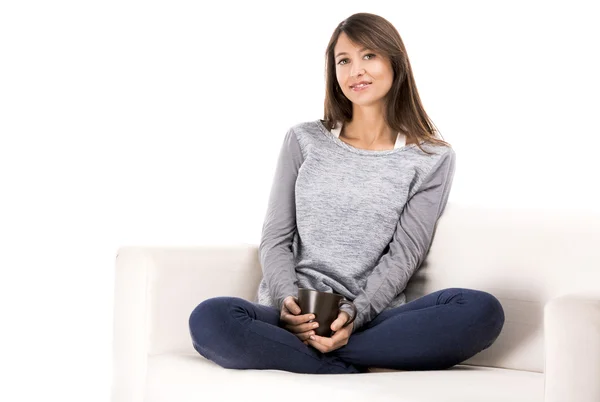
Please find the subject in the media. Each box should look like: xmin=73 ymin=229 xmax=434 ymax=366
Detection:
xmin=297 ymin=288 xmax=357 ymax=337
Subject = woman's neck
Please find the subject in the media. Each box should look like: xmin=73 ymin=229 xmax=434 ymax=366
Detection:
xmin=342 ymin=105 xmax=396 ymax=146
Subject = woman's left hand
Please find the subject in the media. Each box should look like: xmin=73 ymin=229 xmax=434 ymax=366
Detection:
xmin=305 ymin=311 xmax=354 ymax=353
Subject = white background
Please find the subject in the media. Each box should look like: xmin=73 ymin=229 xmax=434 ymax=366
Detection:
xmin=1 ymin=1 xmax=598 ymax=401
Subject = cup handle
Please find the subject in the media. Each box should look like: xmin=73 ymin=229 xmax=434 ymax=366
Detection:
xmin=338 ymin=299 xmax=357 ymax=327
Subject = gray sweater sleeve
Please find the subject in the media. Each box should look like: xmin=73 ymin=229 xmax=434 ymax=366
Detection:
xmin=258 ymin=128 xmax=302 ymax=311
xmin=340 ymin=149 xmax=457 ymax=332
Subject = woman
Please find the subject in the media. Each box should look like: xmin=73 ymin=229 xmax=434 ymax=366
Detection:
xmin=189 ymin=12 xmax=504 ymax=374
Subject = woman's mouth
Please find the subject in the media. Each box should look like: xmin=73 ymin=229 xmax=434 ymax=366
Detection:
xmin=351 ymin=83 xmax=371 ymax=92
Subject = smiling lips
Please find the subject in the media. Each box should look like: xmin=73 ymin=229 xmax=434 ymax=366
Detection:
xmin=350 ymin=80 xmax=372 ymax=89
xmin=350 ymin=81 xmax=371 ymax=91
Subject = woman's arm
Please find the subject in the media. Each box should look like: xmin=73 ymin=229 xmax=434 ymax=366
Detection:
xmin=258 ymin=127 xmax=304 ymax=311
xmin=340 ymin=148 xmax=457 ymax=332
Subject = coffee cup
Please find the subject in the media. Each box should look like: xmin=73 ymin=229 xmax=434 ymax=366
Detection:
xmin=297 ymin=288 xmax=357 ymax=337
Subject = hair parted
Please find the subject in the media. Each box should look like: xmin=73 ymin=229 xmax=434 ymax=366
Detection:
xmin=323 ymin=12 xmax=451 ymax=154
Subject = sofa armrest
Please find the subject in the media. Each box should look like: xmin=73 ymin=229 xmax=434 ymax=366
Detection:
xmin=111 ymin=245 xmax=262 ymax=402
xmin=544 ymin=292 xmax=600 ymax=402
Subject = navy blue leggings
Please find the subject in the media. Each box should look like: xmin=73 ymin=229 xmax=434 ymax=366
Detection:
xmin=189 ymin=287 xmax=505 ymax=374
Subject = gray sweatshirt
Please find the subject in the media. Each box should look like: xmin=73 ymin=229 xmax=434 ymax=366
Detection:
xmin=255 ymin=119 xmax=456 ymax=333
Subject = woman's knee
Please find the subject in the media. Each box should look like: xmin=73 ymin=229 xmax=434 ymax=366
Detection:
xmin=463 ymin=289 xmax=505 ymax=344
xmin=188 ymin=297 xmax=243 ymax=342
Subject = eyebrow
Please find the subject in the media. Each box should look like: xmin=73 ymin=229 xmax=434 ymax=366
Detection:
xmin=335 ymin=47 xmax=370 ymax=59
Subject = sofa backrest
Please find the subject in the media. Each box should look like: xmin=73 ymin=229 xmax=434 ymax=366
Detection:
xmin=404 ymin=202 xmax=600 ymax=372
xmin=133 ymin=202 xmax=600 ymax=373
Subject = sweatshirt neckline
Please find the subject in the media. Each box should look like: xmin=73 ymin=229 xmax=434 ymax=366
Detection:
xmin=316 ymin=119 xmax=422 ymax=156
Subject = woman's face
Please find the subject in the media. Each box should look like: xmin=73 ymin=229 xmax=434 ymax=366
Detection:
xmin=334 ymin=32 xmax=394 ymax=108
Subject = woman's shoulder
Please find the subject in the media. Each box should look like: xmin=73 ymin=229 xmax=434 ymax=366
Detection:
xmin=412 ymin=140 xmax=455 ymax=159
xmin=282 ymin=120 xmax=328 ymax=147
xmin=286 ymin=119 xmax=323 ymax=133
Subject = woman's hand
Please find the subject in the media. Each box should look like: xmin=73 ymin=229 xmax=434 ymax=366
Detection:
xmin=280 ymin=296 xmax=319 ymax=343
xmin=306 ymin=311 xmax=353 ymax=353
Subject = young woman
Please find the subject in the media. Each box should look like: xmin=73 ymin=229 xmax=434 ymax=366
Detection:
xmin=189 ymin=12 xmax=504 ymax=374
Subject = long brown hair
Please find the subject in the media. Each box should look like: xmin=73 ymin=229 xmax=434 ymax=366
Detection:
xmin=323 ymin=13 xmax=451 ymax=154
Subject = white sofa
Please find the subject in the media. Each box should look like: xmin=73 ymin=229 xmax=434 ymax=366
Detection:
xmin=111 ymin=202 xmax=600 ymax=402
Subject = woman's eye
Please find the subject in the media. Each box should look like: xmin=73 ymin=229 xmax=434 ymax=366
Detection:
xmin=337 ymin=54 xmax=376 ymax=65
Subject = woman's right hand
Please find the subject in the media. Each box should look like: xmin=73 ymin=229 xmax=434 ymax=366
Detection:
xmin=280 ymin=295 xmax=319 ymax=344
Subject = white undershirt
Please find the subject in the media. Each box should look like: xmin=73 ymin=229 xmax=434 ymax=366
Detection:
xmin=330 ymin=122 xmax=407 ymax=149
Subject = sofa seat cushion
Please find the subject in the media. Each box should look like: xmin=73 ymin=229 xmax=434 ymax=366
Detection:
xmin=144 ymin=352 xmax=544 ymax=402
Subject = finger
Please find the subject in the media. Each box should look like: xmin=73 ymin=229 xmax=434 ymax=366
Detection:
xmin=284 ymin=322 xmax=319 ymax=335
xmin=287 ymin=320 xmax=319 ymax=333
xmin=307 ymin=338 xmax=327 ymax=353
xmin=330 ymin=318 xmax=345 ymax=332
xmin=331 ymin=312 xmax=350 ymax=332
xmin=296 ymin=330 xmax=310 ymax=344
xmin=331 ymin=318 xmax=347 ymax=333
xmin=309 ymin=334 xmax=333 ymax=348
xmin=284 ymin=298 xmax=302 ymax=315
xmin=281 ymin=314 xmax=313 ymax=328
xmin=298 ymin=330 xmax=315 ymax=341
xmin=281 ymin=323 xmax=318 ymax=335
xmin=330 ymin=328 xmax=349 ymax=345
xmin=283 ymin=313 xmax=315 ymax=326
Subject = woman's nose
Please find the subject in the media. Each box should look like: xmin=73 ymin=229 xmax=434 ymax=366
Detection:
xmin=350 ymin=64 xmax=366 ymax=78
